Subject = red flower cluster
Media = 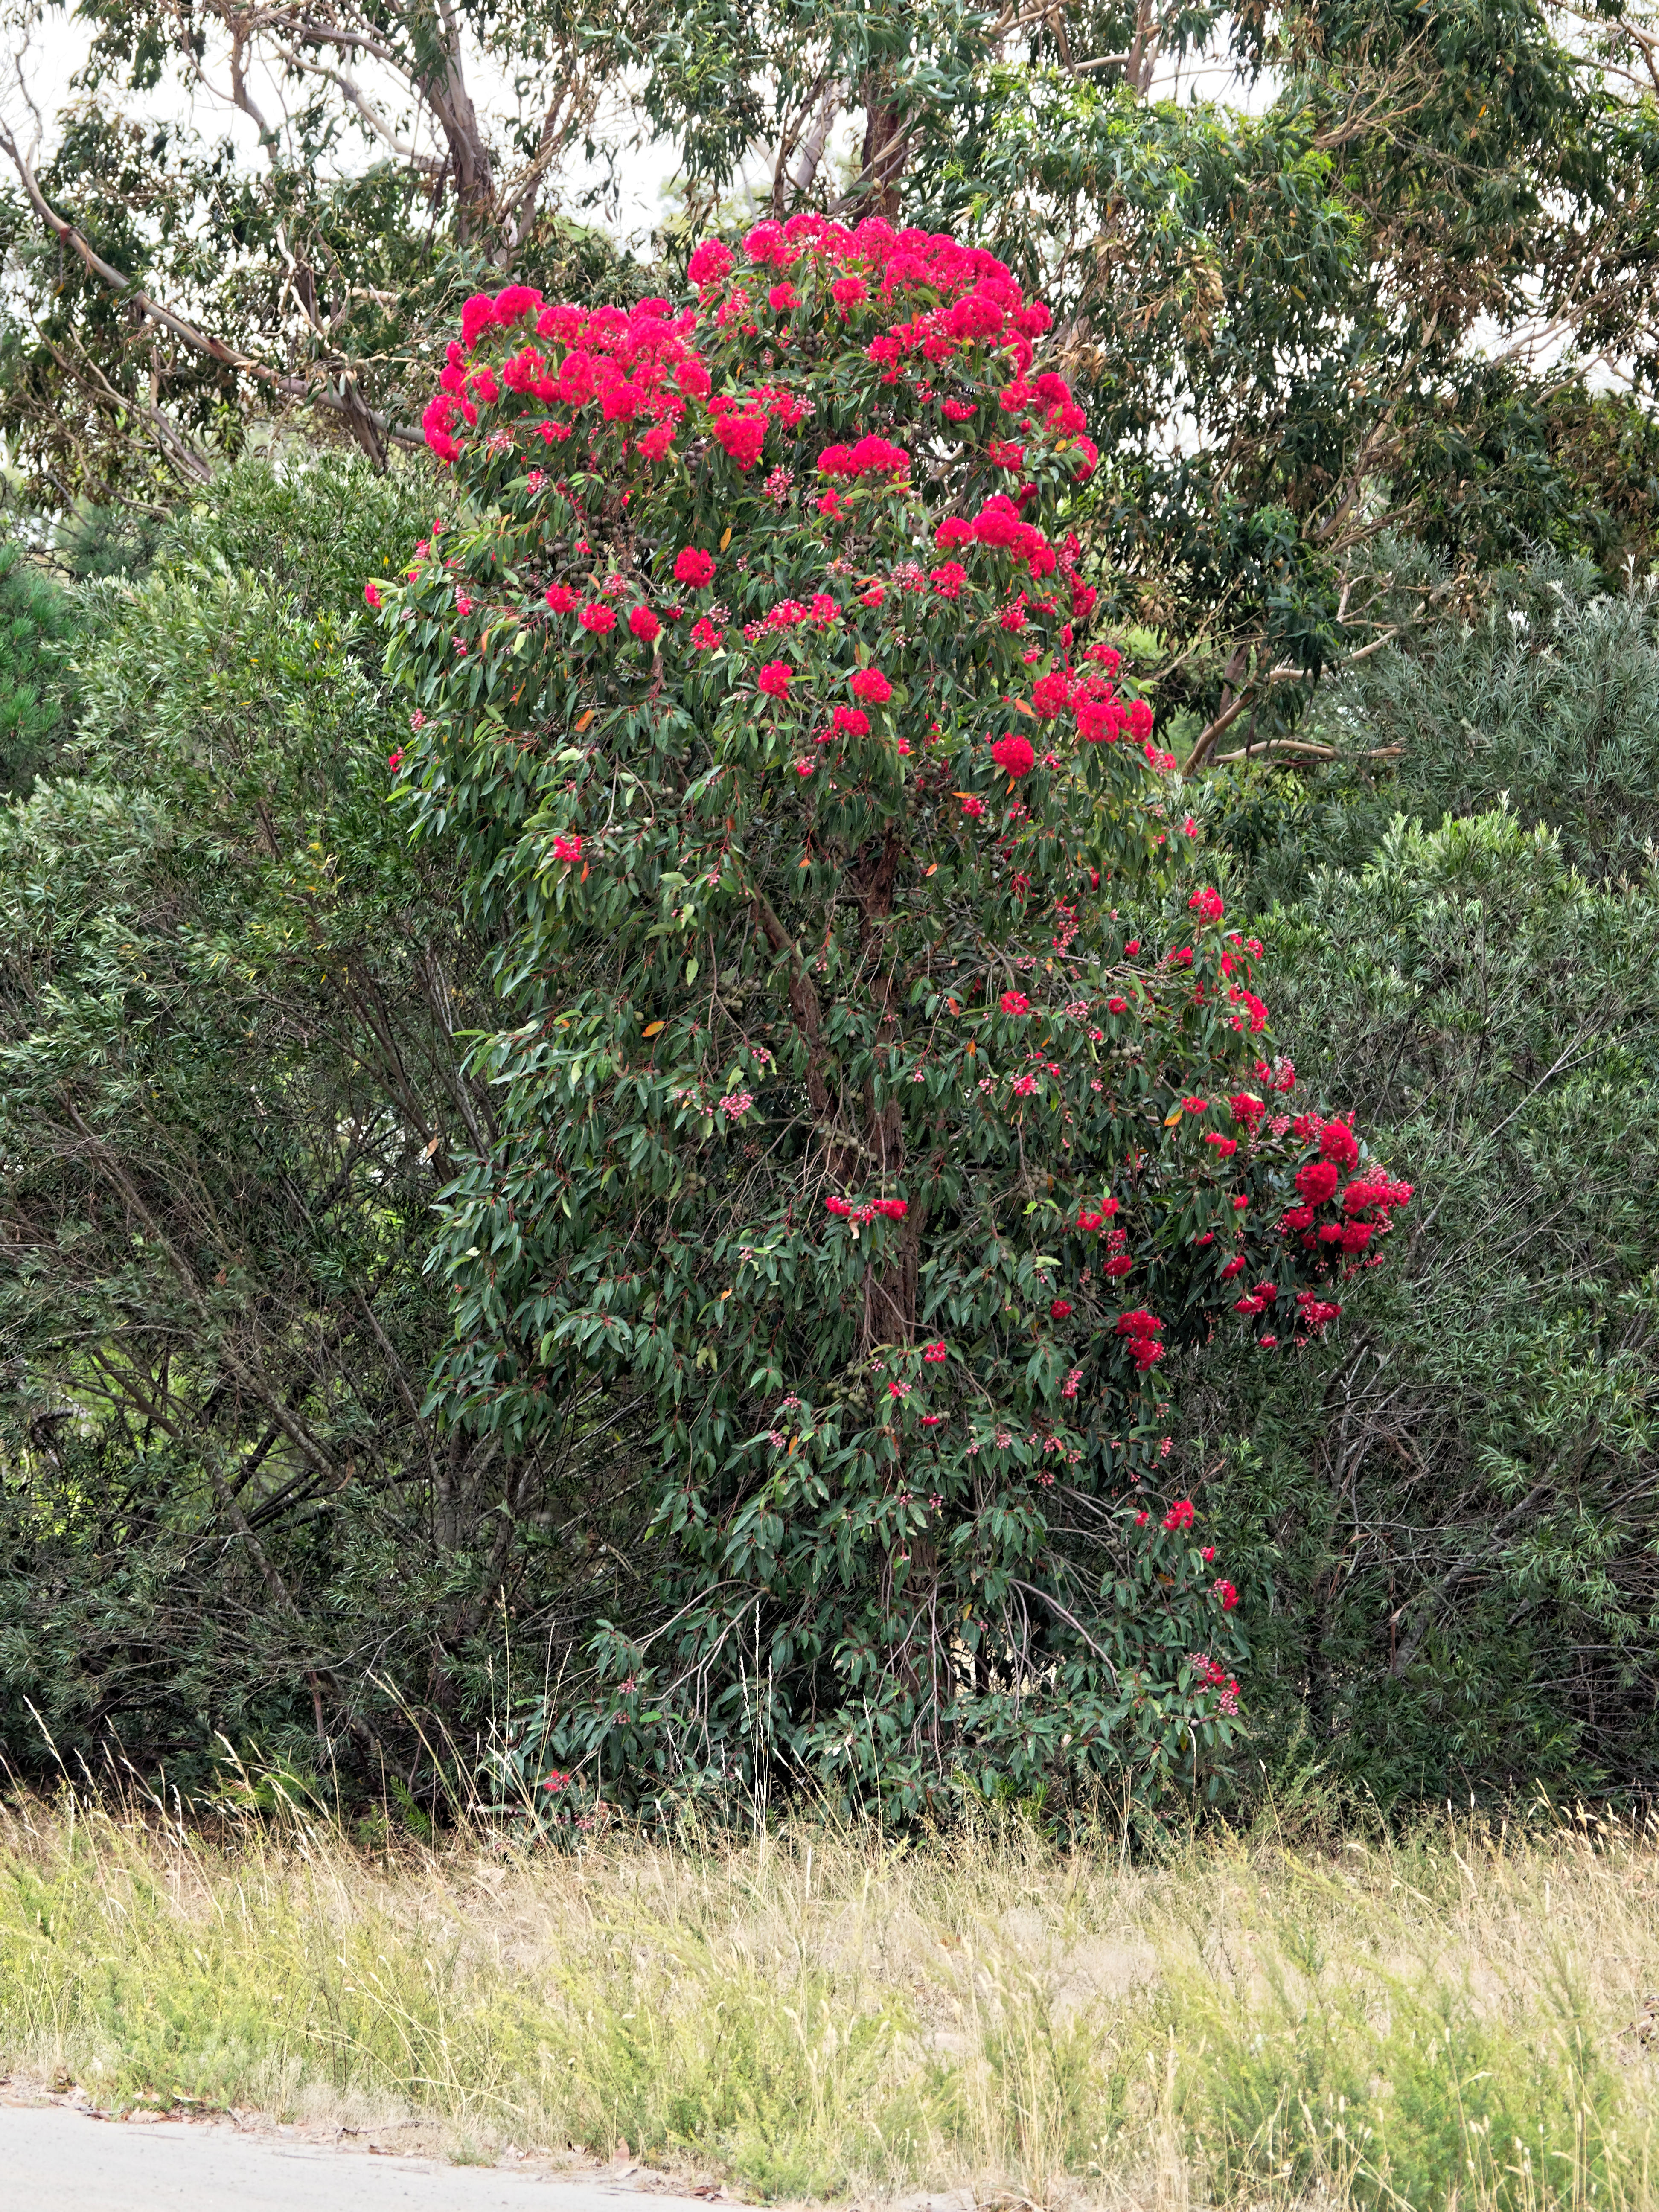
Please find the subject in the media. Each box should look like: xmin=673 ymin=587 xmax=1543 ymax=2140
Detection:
xmin=759 ymin=660 xmax=792 ymax=699
xmin=1186 ymin=1653 xmax=1240 ymax=1714
xmin=923 ymin=1341 xmax=948 ymax=1363
xmin=1163 ymin=1499 xmax=1196 ymax=1533
xmin=849 ymin=667 xmax=892 ymax=704
xmin=1115 ymin=1309 xmax=1165 ymax=1371
xmin=999 ymin=990 xmax=1030 ymax=1014
xmin=1050 ymin=1298 xmax=1073 ymax=1320
xmin=1188 ymin=885 xmax=1225 ymax=923
xmin=674 ymin=546 xmax=715 ymax=586
xmin=817 ymin=435 xmax=910 ymax=477
xmin=990 ymin=732 xmax=1035 ymax=778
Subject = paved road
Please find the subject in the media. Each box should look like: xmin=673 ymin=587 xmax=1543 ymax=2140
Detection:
xmin=0 ymin=2104 xmax=720 ymax=2212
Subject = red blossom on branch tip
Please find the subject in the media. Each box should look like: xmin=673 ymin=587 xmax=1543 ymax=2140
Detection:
xmin=687 ymin=239 xmax=734 ymax=286
xmin=1213 ymin=1579 xmax=1239 ymax=1610
xmin=579 ymin=602 xmax=616 ymax=633
xmin=923 ymin=1341 xmax=948 ymax=1362
xmin=674 ymin=547 xmax=715 ymax=586
xmin=1050 ymin=1298 xmax=1072 ymax=1319
xmin=850 ymin=667 xmax=892 ymax=704
xmin=551 ymin=833 xmax=582 ymax=864
xmin=546 ymin=583 xmax=579 ymax=613
xmin=758 ymin=660 xmax=792 ymax=699
xmin=387 ymin=749 xmax=403 ymax=772
xmin=990 ymin=732 xmax=1035 ymax=777
xmin=873 ymin=1198 xmax=908 ymax=1219
xmin=364 ymin=582 xmax=381 ymax=609
xmin=629 ymin=605 xmax=661 ymax=641
xmin=1000 ymin=990 xmax=1030 ymax=1014
xmin=1188 ymin=885 xmax=1225 ymax=922
xmin=1163 ymin=1499 xmax=1196 ymax=1532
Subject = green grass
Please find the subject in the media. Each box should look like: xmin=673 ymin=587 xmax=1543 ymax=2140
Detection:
xmin=1 ymin=1793 xmax=1655 ymax=2206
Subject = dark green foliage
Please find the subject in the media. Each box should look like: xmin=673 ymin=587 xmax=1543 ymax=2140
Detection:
xmin=0 ymin=540 xmax=78 ymax=795
xmin=0 ymin=457 xmax=640 ymax=1792
xmin=1183 ymin=808 xmax=1659 ymax=1802
xmin=52 ymin=502 xmax=166 ymax=583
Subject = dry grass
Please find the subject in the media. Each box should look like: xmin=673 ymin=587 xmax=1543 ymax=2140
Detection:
xmin=1 ymin=1790 xmax=1656 ymax=2208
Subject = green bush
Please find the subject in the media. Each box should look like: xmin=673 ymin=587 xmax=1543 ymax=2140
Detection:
xmin=1184 ymin=807 xmax=1659 ymax=1801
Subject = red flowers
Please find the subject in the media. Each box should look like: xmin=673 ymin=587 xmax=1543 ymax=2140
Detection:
xmin=714 ymin=411 xmax=767 ymax=470
xmin=674 ymin=547 xmax=715 ymax=587
xmin=629 ymin=605 xmax=661 ymax=642
xmin=999 ymin=990 xmax=1030 ymax=1015
xmin=687 ymin=238 xmax=734 ymax=286
xmin=923 ymin=1341 xmax=948 ymax=1363
xmin=850 ymin=667 xmax=892 ymax=704
xmin=551 ymin=832 xmax=582 ymax=863
xmin=1212 ymin=1579 xmax=1239 ymax=1611
xmin=1205 ymin=1134 xmax=1238 ymax=1157
xmin=1032 ymin=671 xmax=1072 ymax=716
xmin=364 ymin=582 xmax=382 ymax=609
xmin=579 ymin=602 xmax=616 ymax=633
xmin=1163 ymin=1499 xmax=1196 ymax=1533
xmin=545 ymin=583 xmax=578 ymax=613
xmin=690 ymin=617 xmax=722 ymax=651
xmin=1188 ymin=885 xmax=1225 ymax=923
xmin=1115 ymin=1309 xmax=1165 ymax=1371
xmin=833 ymin=705 xmax=870 ymax=736
xmin=1295 ymin=1159 xmax=1341 ymax=1206
xmin=1050 ymin=1298 xmax=1073 ymax=1320
xmin=1320 ymin=1118 xmax=1361 ymax=1169
xmin=758 ymin=660 xmax=793 ymax=699
xmin=990 ymin=732 xmax=1035 ymax=778
xmin=873 ymin=1197 xmax=907 ymax=1220
xmin=1228 ymin=1091 xmax=1265 ymax=1127
xmin=817 ymin=435 xmax=909 ymax=478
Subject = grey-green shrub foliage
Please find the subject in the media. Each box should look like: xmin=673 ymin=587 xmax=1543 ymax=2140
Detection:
xmin=1213 ymin=551 xmax=1659 ymax=909
xmin=1186 ymin=806 xmax=1659 ymax=1800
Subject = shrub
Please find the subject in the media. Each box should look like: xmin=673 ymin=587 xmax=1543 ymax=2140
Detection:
xmin=384 ymin=220 xmax=1411 ymax=1821
xmin=1184 ymin=808 xmax=1659 ymax=1800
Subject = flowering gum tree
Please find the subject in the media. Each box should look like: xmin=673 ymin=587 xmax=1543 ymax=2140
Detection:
xmin=379 ymin=216 xmax=1412 ymax=1820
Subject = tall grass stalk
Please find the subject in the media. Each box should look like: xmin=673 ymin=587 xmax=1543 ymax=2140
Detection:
xmin=1 ymin=1790 xmax=1655 ymax=2207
